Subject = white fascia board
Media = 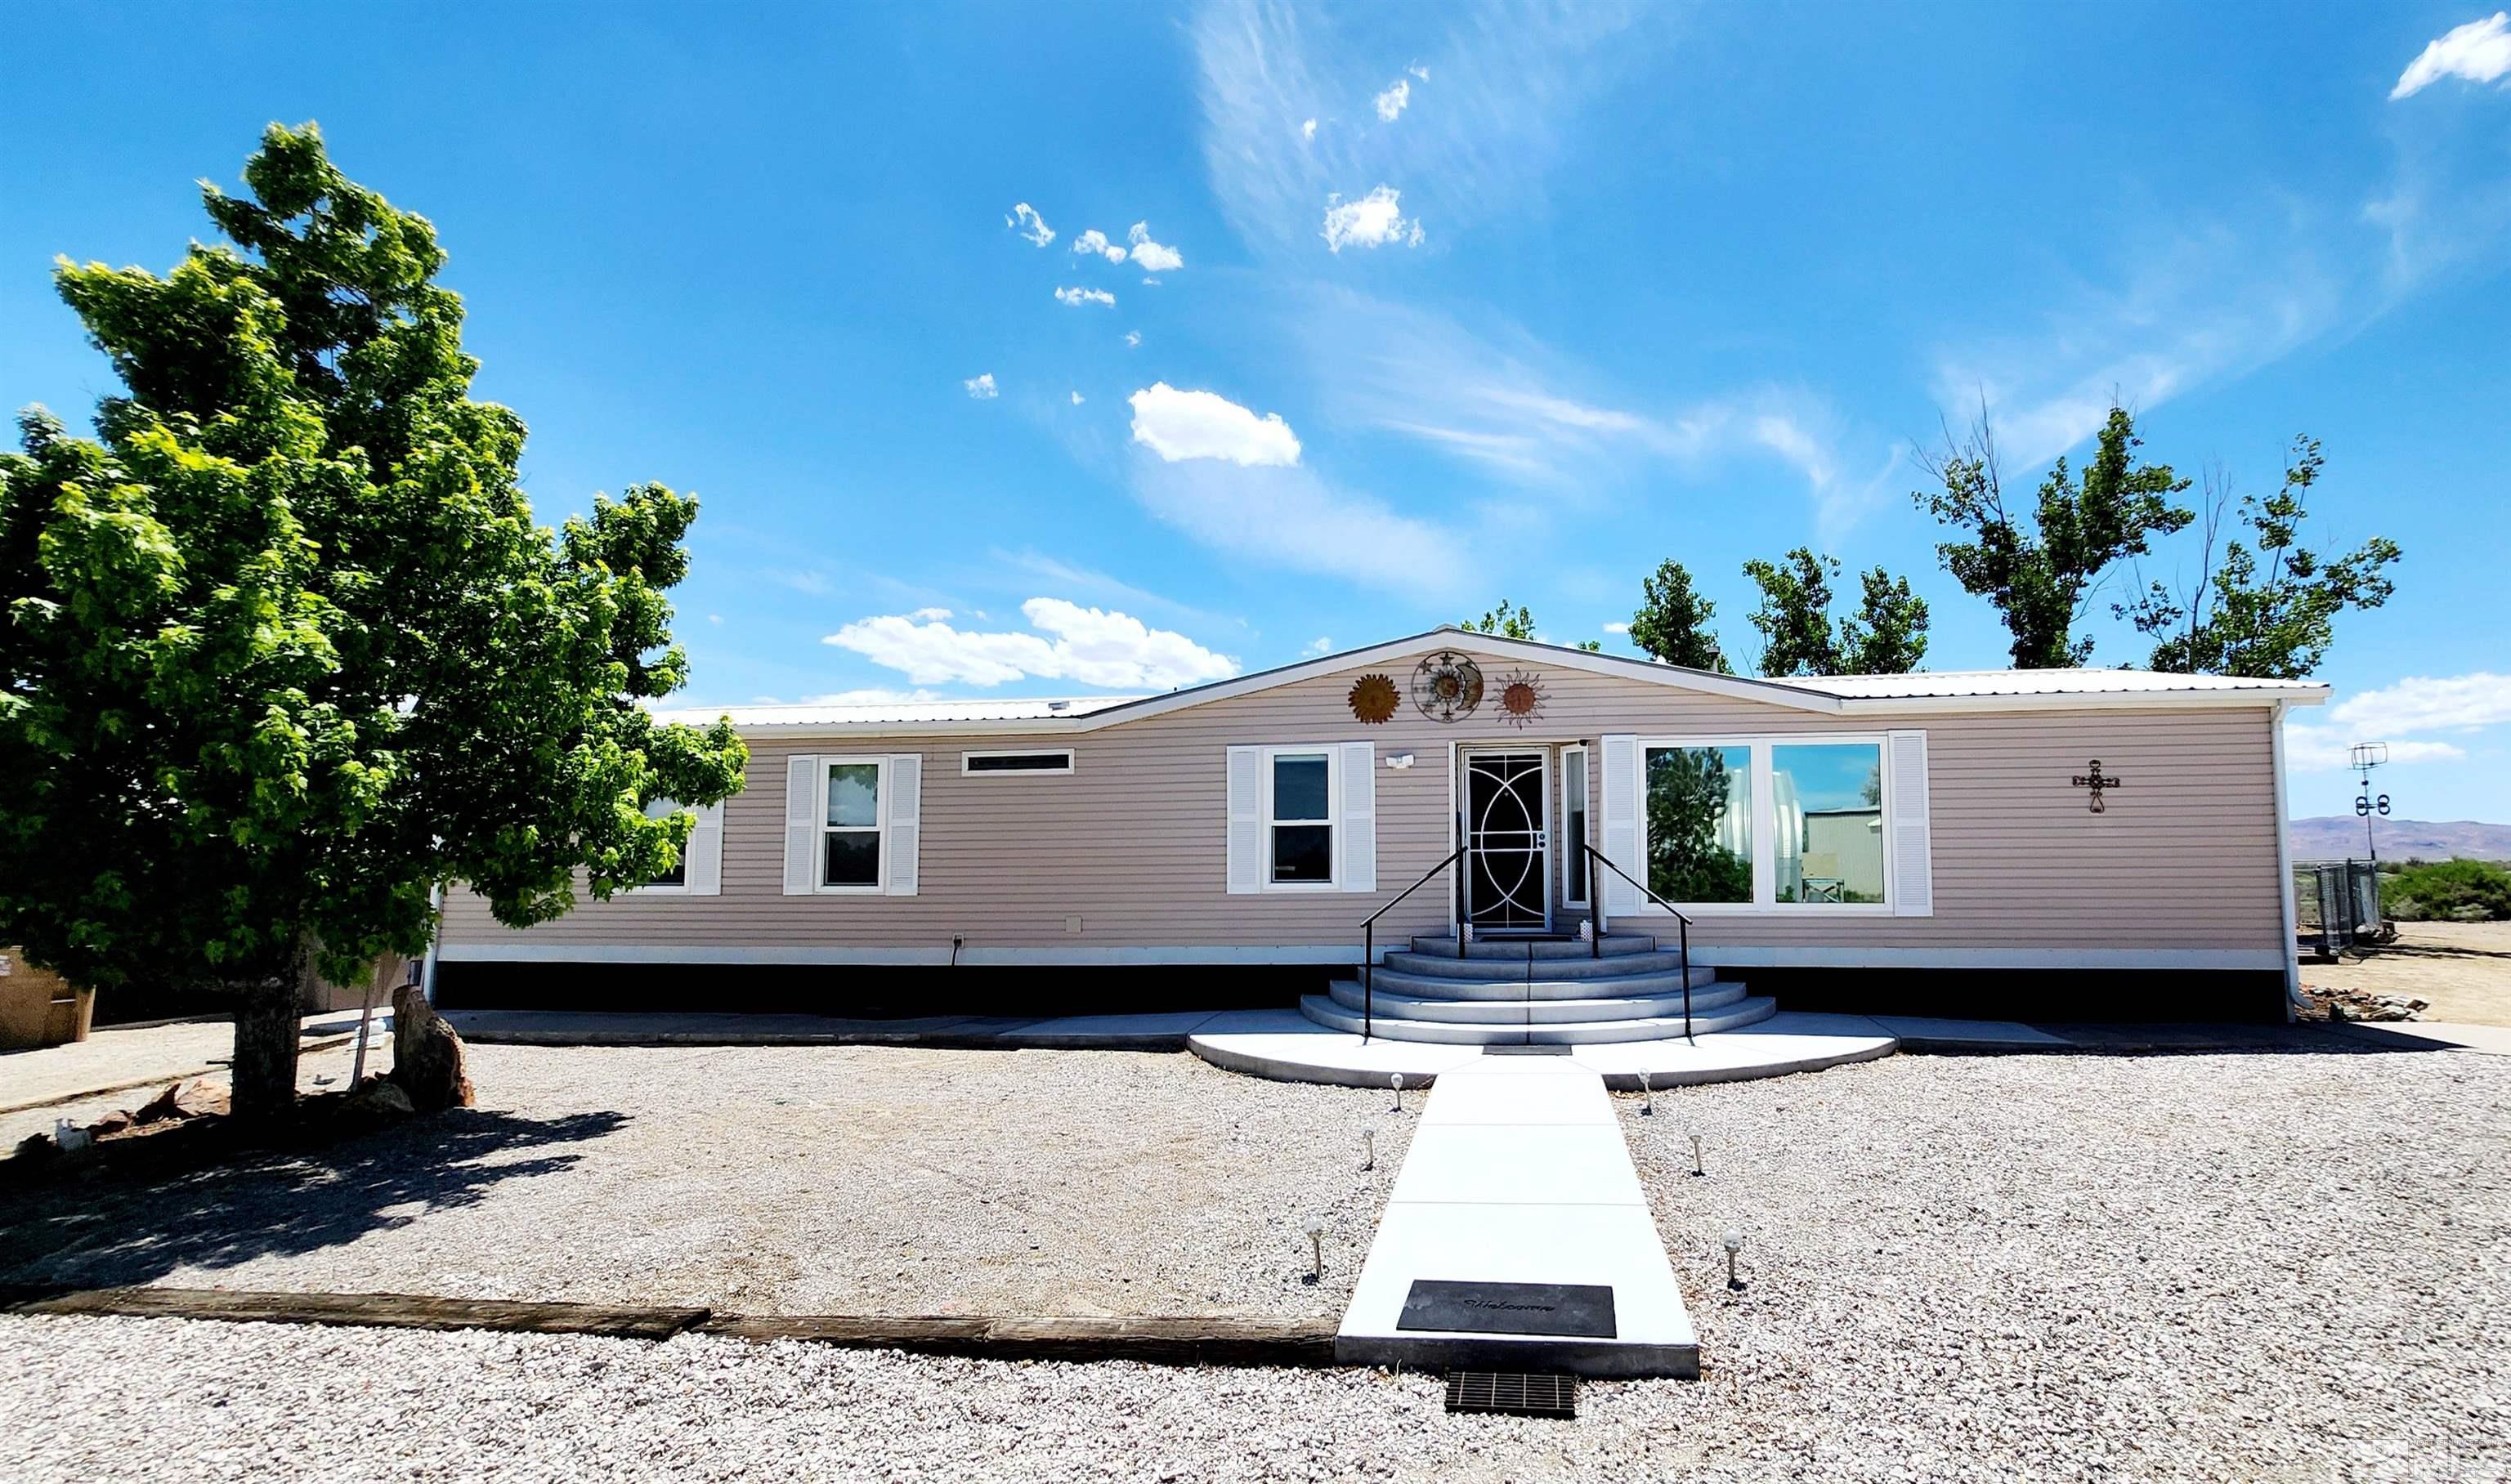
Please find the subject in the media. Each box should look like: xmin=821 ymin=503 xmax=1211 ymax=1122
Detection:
xmin=436 ymin=942 xmax=1368 ymax=967
xmin=1833 ymin=685 xmax=2326 ymax=716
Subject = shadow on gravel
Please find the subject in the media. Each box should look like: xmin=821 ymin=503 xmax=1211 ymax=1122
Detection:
xmin=0 ymin=1107 xmax=628 ymax=1289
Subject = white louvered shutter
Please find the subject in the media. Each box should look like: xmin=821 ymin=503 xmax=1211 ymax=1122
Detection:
xmin=1887 ymin=729 xmax=1933 ymax=917
xmin=685 ymin=802 xmax=724 ymax=896
xmin=885 ymin=754 xmax=922 ymax=896
xmin=782 ymin=755 xmax=819 ymax=896
xmin=1599 ymin=734 xmax=1641 ymax=915
xmin=1339 ymin=741 xmax=1376 ymax=892
xmin=1226 ymin=746 xmax=1264 ymax=894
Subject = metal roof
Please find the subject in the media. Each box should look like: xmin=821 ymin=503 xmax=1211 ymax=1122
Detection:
xmin=656 ymin=628 xmax=2325 ymax=736
xmin=1761 ymin=668 xmax=2329 ymax=700
xmin=652 ymin=695 xmax=1144 ymax=730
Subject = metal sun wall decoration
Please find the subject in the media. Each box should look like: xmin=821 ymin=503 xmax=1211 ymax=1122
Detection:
xmin=2070 ymin=759 xmax=2123 ymax=813
xmin=1495 ymin=669 xmax=1547 ymax=728
xmin=1411 ymin=651 xmax=1485 ymax=723
xmin=1347 ymin=673 xmax=1399 ymax=725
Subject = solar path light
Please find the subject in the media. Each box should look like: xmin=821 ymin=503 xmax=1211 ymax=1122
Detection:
xmin=1637 ymin=1066 xmax=1653 ymax=1115
xmin=1390 ymin=1072 xmax=1405 ymax=1113
xmin=1723 ymin=1228 xmax=1747 ymax=1290
xmin=1690 ymin=1133 xmax=1707 ymax=1177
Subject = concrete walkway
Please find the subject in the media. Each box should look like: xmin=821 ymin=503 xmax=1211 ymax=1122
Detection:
xmin=0 ymin=1010 xmax=383 ymax=1118
xmin=1336 ymin=1056 xmax=1698 ymax=1379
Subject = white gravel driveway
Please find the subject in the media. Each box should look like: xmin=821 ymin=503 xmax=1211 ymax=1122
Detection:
xmin=4 ymin=1045 xmax=2507 ymax=1480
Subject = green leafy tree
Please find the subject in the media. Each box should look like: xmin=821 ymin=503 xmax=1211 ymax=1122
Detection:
xmin=1627 ymin=560 xmax=1730 ymax=673
xmin=1914 ymin=400 xmax=2194 ymax=668
xmin=2118 ymin=437 xmax=2401 ymax=678
xmin=1462 ymin=597 xmax=1600 ymax=650
xmin=1739 ymin=548 xmax=1930 ymax=677
xmin=0 ymin=124 xmax=746 ymax=1121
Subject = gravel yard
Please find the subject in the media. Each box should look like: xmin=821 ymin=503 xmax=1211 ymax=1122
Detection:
xmin=5 ymin=1046 xmax=2509 ymax=1480
xmin=2 ymin=1044 xmax=1411 ymax=1319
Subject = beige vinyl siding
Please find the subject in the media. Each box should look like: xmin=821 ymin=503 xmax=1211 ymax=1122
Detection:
xmin=438 ymin=645 xmax=2285 ymax=960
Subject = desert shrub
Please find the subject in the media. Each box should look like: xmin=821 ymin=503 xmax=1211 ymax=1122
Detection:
xmin=2379 ymin=859 xmax=2511 ymax=922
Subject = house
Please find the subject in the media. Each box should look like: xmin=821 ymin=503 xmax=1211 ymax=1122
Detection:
xmin=434 ymin=629 xmax=2326 ymax=1026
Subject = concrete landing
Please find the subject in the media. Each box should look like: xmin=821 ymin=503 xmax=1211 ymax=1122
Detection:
xmin=1189 ymin=1007 xmax=1900 ymax=1089
xmin=1336 ymin=1057 xmax=1699 ymax=1379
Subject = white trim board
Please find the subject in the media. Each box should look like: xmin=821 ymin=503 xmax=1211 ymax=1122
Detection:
xmin=435 ymin=941 xmax=2283 ymax=972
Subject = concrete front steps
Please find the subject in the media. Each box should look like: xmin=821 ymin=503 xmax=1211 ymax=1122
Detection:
xmin=1300 ymin=931 xmax=1779 ymax=1045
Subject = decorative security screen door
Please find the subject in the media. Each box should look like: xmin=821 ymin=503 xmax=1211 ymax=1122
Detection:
xmin=1463 ymin=751 xmax=1551 ymax=932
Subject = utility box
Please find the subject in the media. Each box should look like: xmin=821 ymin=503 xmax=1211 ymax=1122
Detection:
xmin=0 ymin=947 xmax=96 ymax=1050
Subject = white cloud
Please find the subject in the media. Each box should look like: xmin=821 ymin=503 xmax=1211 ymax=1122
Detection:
xmin=1408 ymin=64 xmax=1430 ymax=82
xmin=2330 ymin=672 xmax=2511 ymax=734
xmin=1054 ymin=286 xmax=1117 ymax=307
xmin=1300 ymin=118 xmax=1318 ymax=141
xmin=825 ymin=598 xmax=1239 ymax=690
xmin=2392 ymin=12 xmax=2511 ymax=99
xmin=1322 ymin=186 xmax=1423 ymax=252
xmin=1124 ymin=330 xmax=1142 ymax=347
xmin=1374 ymin=78 xmax=1412 ymax=121
xmin=962 ymin=372 xmax=998 ymax=400
xmin=1070 ymin=391 xmax=1085 ymax=405
xmin=707 ymin=614 xmax=723 ymax=625
xmin=1302 ymin=637 xmax=1333 ymax=656
xmin=1127 ymin=221 xmax=1184 ymax=274
xmin=1006 ymin=202 xmax=1055 ymax=247
xmin=1127 ymin=382 xmax=1303 ymax=467
xmin=1601 ymin=620 xmax=1629 ymax=635
xmin=1072 ymin=228 xmax=1128 ymax=263
xmin=906 ymin=606 xmax=953 ymax=622
xmin=2285 ymin=672 xmax=2511 ymax=771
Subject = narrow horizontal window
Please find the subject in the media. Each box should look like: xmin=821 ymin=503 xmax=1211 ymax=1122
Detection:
xmin=962 ymin=750 xmax=1075 ymax=775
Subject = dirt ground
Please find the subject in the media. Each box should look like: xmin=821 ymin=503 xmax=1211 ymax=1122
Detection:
xmin=2298 ymin=919 xmax=2511 ymax=1026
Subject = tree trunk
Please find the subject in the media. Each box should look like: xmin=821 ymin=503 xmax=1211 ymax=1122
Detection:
xmin=226 ymin=936 xmax=317 ymax=1125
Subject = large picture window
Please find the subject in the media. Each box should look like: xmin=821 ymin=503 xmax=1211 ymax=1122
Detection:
xmin=1268 ymin=749 xmax=1336 ymax=886
xmin=822 ymin=759 xmax=884 ymax=889
xmin=1637 ymin=736 xmax=1892 ymax=910
xmin=1773 ymin=742 xmax=1886 ymax=904
xmin=1643 ymin=745 xmax=1754 ymax=904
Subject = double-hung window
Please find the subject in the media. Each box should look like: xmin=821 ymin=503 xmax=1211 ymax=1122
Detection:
xmin=1266 ymin=748 xmax=1336 ymax=887
xmin=820 ymin=758 xmax=886 ymax=891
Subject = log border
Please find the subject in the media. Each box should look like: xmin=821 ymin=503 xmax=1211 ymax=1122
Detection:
xmin=2 ymin=1285 xmax=1339 ymax=1368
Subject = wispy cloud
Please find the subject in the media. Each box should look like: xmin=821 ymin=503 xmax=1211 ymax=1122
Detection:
xmin=1302 ymin=636 xmax=1334 ymax=655
xmin=1373 ymin=78 xmax=1411 ymax=121
xmin=1191 ymin=0 xmax=1658 ymax=257
xmin=826 ymin=599 xmax=1240 ymax=690
xmin=1126 ymin=453 xmax=1472 ymax=600
xmin=1005 ymin=202 xmax=1055 ymax=247
xmin=2392 ymin=11 xmax=2511 ymax=99
xmin=1054 ymin=286 xmax=1117 ymax=308
xmin=962 ymin=372 xmax=999 ymax=400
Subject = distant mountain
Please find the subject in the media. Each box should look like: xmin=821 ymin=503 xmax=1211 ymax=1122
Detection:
xmin=2289 ymin=816 xmax=2511 ymax=861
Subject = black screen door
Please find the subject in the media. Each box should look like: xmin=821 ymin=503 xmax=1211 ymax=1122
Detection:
xmin=1464 ymin=751 xmax=1551 ymax=931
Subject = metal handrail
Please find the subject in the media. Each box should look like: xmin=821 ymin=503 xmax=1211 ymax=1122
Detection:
xmin=1358 ymin=841 xmax=1467 ymax=1044
xmin=1576 ymin=842 xmax=1697 ymax=1044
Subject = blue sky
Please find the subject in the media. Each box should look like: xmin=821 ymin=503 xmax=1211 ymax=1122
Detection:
xmin=5 ymin=2 xmax=2509 ymax=825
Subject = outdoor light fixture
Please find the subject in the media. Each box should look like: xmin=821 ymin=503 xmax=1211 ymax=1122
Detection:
xmin=1390 ymin=1072 xmax=1405 ymax=1112
xmin=1306 ymin=1223 xmax=1324 ymax=1281
xmin=1723 ymin=1227 xmax=1747 ymax=1290
xmin=1363 ymin=1129 xmax=1375 ymax=1170
xmin=1385 ymin=753 xmax=1416 ymax=770
xmin=1637 ymin=1067 xmax=1653 ymax=1115
xmin=1690 ymin=1134 xmax=1707 ymax=1178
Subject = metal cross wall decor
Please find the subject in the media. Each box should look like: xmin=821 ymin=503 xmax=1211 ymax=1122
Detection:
xmin=2070 ymin=759 xmax=2123 ymax=814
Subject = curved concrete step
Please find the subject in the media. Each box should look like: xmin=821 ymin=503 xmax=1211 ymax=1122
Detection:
xmin=1361 ymin=964 xmax=1721 ymax=1003
xmin=1327 ymin=978 xmax=1749 ymax=1025
xmin=1409 ymin=934 xmax=1657 ymax=960
xmin=1299 ymin=993 xmax=1779 ymax=1044
xmin=1380 ymin=949 xmax=1704 ymax=982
